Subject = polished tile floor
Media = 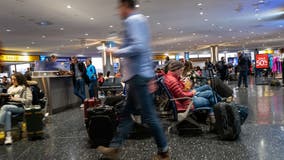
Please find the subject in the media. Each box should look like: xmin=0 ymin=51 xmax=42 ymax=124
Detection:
xmin=1 ymin=77 xmax=284 ymax=160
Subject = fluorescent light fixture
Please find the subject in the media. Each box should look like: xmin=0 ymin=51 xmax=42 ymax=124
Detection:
xmin=90 ymin=17 xmax=94 ymax=20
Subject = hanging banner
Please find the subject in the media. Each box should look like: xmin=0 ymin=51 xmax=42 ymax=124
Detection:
xmin=255 ymin=54 xmax=269 ymax=69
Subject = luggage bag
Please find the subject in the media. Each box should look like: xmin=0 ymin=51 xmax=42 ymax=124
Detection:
xmin=24 ymin=107 xmax=44 ymax=140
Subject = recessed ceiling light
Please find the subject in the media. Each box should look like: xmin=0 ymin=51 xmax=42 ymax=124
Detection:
xmin=197 ymin=2 xmax=202 ymax=6
xmin=239 ymin=30 xmax=243 ymax=33
xmin=168 ymin=27 xmax=172 ymax=30
xmin=31 ymin=42 xmax=35 ymax=45
xmin=135 ymin=4 xmax=140 ymax=8
xmin=258 ymin=0 xmax=265 ymax=4
xmin=146 ymin=16 xmax=150 ymax=18
xmin=204 ymin=19 xmax=209 ymax=22
xmin=84 ymin=33 xmax=89 ymax=36
xmin=229 ymin=28 xmax=232 ymax=32
xmin=86 ymin=46 xmax=89 ymax=49
xmin=60 ymin=27 xmax=64 ymax=31
xmin=90 ymin=17 xmax=95 ymax=20
xmin=42 ymin=35 xmax=46 ymax=38
xmin=156 ymin=22 xmax=160 ymax=25
xmin=211 ymin=24 xmax=215 ymax=26
xmin=193 ymin=33 xmax=196 ymax=36
xmin=200 ymin=12 xmax=204 ymax=15
xmin=66 ymin=5 xmax=72 ymax=9
xmin=109 ymin=25 xmax=113 ymax=28
xmin=5 ymin=29 xmax=11 ymax=32
xmin=26 ymin=46 xmax=30 ymax=49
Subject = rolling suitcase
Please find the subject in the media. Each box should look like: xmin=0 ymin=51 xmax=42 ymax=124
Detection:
xmin=87 ymin=106 xmax=118 ymax=148
xmin=84 ymin=98 xmax=101 ymax=128
xmin=24 ymin=106 xmax=44 ymax=140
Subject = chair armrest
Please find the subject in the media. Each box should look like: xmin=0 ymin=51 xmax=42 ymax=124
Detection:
xmin=169 ymin=97 xmax=192 ymax=101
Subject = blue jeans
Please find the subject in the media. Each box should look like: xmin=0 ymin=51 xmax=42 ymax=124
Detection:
xmin=109 ymin=75 xmax=168 ymax=153
xmin=88 ymin=80 xmax=97 ymax=98
xmin=73 ymin=78 xmax=86 ymax=103
xmin=0 ymin=105 xmax=25 ymax=131
xmin=238 ymin=70 xmax=248 ymax=87
xmin=194 ymin=85 xmax=211 ymax=92
xmin=194 ymin=85 xmax=217 ymax=105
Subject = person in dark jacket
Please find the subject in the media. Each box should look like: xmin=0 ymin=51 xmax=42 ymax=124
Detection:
xmin=216 ymin=57 xmax=228 ymax=81
xmin=69 ymin=56 xmax=87 ymax=107
xmin=237 ymin=52 xmax=251 ymax=88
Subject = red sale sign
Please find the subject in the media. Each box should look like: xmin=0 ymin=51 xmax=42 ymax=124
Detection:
xmin=255 ymin=54 xmax=269 ymax=69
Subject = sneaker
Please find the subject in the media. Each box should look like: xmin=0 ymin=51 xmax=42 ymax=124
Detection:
xmin=96 ymin=146 xmax=120 ymax=160
xmin=80 ymin=104 xmax=84 ymax=108
xmin=152 ymin=152 xmax=170 ymax=160
xmin=4 ymin=136 xmax=13 ymax=145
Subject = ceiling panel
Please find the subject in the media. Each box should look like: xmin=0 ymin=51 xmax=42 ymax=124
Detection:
xmin=0 ymin=0 xmax=283 ymax=56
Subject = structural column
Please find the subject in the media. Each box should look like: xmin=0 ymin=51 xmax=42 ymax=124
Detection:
xmin=210 ymin=45 xmax=219 ymax=64
xmin=102 ymin=42 xmax=114 ymax=75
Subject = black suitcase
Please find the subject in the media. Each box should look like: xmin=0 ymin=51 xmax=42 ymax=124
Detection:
xmin=87 ymin=106 xmax=118 ymax=148
xmin=211 ymin=78 xmax=233 ymax=98
xmin=214 ymin=102 xmax=241 ymax=140
xmin=24 ymin=107 xmax=44 ymax=140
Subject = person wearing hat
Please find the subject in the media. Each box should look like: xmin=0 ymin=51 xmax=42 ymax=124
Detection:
xmin=164 ymin=60 xmax=216 ymax=124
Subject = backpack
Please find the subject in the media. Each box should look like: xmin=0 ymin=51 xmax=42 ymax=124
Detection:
xmin=270 ymin=79 xmax=281 ymax=86
xmin=30 ymin=85 xmax=45 ymax=105
xmin=214 ymin=102 xmax=241 ymax=140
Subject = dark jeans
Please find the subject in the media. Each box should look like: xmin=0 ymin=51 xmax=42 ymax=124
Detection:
xmin=88 ymin=80 xmax=98 ymax=98
xmin=109 ymin=75 xmax=168 ymax=153
xmin=73 ymin=78 xmax=86 ymax=103
xmin=238 ymin=70 xmax=248 ymax=87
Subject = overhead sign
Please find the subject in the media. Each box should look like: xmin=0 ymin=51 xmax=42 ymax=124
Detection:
xmin=255 ymin=54 xmax=269 ymax=69
xmin=0 ymin=55 xmax=39 ymax=62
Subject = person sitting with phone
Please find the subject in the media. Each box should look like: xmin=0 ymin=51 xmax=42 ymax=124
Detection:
xmin=0 ymin=72 xmax=32 ymax=145
xmin=164 ymin=61 xmax=216 ymax=125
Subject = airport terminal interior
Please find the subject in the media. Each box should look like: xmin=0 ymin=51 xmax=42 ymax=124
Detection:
xmin=0 ymin=0 xmax=284 ymax=160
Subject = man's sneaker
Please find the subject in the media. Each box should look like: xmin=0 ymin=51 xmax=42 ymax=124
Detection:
xmin=96 ymin=146 xmax=120 ymax=160
xmin=4 ymin=136 xmax=13 ymax=145
xmin=152 ymin=151 xmax=170 ymax=160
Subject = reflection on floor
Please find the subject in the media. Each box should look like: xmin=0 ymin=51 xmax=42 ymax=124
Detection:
xmin=1 ymin=77 xmax=284 ymax=160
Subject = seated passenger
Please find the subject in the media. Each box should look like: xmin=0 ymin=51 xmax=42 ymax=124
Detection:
xmin=0 ymin=73 xmax=32 ymax=145
xmin=164 ymin=61 xmax=216 ymax=123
